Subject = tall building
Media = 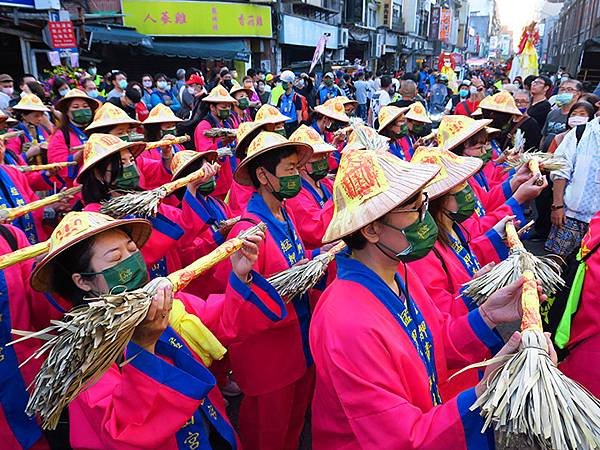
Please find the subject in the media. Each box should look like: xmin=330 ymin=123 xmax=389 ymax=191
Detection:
xmin=468 ymin=0 xmax=500 ymax=58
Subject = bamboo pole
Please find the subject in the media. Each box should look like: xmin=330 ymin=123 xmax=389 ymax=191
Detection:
xmin=0 ymin=186 xmax=81 ymax=221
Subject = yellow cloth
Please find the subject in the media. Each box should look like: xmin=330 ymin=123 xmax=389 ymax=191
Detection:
xmin=441 ymin=66 xmax=458 ymax=94
xmin=168 ymin=299 xmax=227 ymax=367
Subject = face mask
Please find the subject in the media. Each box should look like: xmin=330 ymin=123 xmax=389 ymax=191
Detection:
xmin=309 ymin=159 xmax=329 ymax=181
xmin=377 ymin=211 xmax=438 ymax=262
xmin=217 ymin=109 xmax=231 ymax=120
xmin=518 ymin=107 xmax=528 ymax=114
xmin=143 ymin=80 xmax=153 ymax=88
xmin=160 ymin=128 xmax=176 ymax=138
xmin=115 ymin=164 xmax=140 ymax=190
xmin=223 ymin=80 xmax=234 ymax=90
xmin=556 ymin=92 xmax=574 ymax=107
xmin=470 ymin=86 xmax=478 ymax=95
xmin=411 ymin=123 xmax=429 ymax=137
xmin=59 ymin=88 xmax=69 ymax=97
xmin=479 ymin=144 xmax=493 ymax=163
xmin=187 ymin=86 xmax=196 ymax=95
xmin=167 ymin=84 xmax=172 ymax=91
xmin=394 ymin=124 xmax=409 ymax=139
xmin=81 ymin=251 xmax=149 ymax=293
xmin=1 ymin=87 xmax=14 ymax=96
xmin=281 ymin=82 xmax=290 ymax=91
xmin=459 ymin=89 xmax=469 ymax=99
xmin=71 ymin=108 xmax=93 ymax=125
xmin=197 ymin=178 xmax=216 ymax=196
xmin=271 ymin=174 xmax=302 ymax=200
xmin=561 ymin=76 xmax=569 ymax=83
xmin=568 ymin=115 xmax=589 ymax=127
xmin=237 ymin=98 xmax=250 ymax=110
xmin=87 ymin=89 xmax=99 ymax=99
xmin=297 ymin=80 xmax=305 ymax=89
xmin=118 ymin=79 xmax=128 ymax=90
xmin=324 ymin=79 xmax=333 ymax=87
xmin=89 ymin=68 xmax=97 ymax=76
xmin=157 ymin=81 xmax=168 ymax=90
xmin=448 ymin=185 xmax=476 ymax=223
xmin=275 ymin=128 xmax=287 ymax=137
xmin=118 ymin=134 xmax=131 ymax=142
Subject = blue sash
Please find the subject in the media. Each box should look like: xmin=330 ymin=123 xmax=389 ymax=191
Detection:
xmin=0 ymin=169 xmax=39 ymax=244
xmin=0 ymin=271 xmax=43 ymax=449
xmin=193 ymin=194 xmax=228 ymax=245
xmin=68 ymin=125 xmax=88 ymax=179
xmin=448 ymin=224 xmax=481 ymax=277
xmin=490 ymin=139 xmax=502 ymax=158
xmin=17 ymin=123 xmax=46 ymax=144
xmin=300 ymin=178 xmax=331 ymax=208
xmin=337 ymin=254 xmax=442 ymax=406
xmin=389 ymin=140 xmax=407 ymax=160
xmin=473 ymin=171 xmax=490 ymax=192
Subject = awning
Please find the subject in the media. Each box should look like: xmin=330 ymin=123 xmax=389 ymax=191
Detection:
xmin=144 ymin=38 xmax=250 ymax=62
xmin=86 ymin=24 xmax=153 ymax=48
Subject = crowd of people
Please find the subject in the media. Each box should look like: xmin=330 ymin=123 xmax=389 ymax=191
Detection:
xmin=0 ymin=59 xmax=598 ymax=450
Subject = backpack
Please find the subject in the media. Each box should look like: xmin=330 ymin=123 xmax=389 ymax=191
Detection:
xmin=296 ymin=93 xmax=309 ymax=122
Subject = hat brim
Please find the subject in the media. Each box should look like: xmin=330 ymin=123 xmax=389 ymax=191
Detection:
xmin=235 ymin=122 xmax=265 ymax=158
xmin=405 ymin=111 xmax=432 ymax=124
xmin=75 ymin=141 xmax=147 ymax=183
xmin=314 ymin=105 xmax=350 ymax=123
xmin=55 ymin=95 xmax=102 ymax=114
xmin=172 ymin=150 xmax=218 ymax=180
xmin=231 ymin=87 xmax=255 ymax=99
xmin=257 ymin=111 xmax=291 ymax=125
xmin=86 ymin=116 xmax=141 ymax=132
xmin=441 ymin=119 xmax=492 ymax=152
xmin=423 ymin=156 xmax=483 ymax=200
xmin=30 ymin=217 xmax=153 ymax=292
xmin=142 ymin=115 xmax=183 ymax=125
xmin=13 ymin=104 xmax=50 ymax=113
xmin=234 ymin=142 xmax=313 ymax=186
xmin=378 ymin=107 xmax=410 ymax=132
xmin=202 ymin=96 xmax=237 ymax=104
xmin=480 ymin=104 xmax=522 ymax=115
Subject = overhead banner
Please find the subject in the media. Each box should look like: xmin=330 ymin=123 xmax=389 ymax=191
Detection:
xmin=438 ymin=8 xmax=451 ymax=42
xmin=122 ymin=0 xmax=272 ymax=37
xmin=309 ymin=34 xmax=329 ymax=73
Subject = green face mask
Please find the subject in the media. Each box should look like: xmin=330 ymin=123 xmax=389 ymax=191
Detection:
xmin=395 ymin=124 xmax=409 ymax=139
xmin=118 ymin=134 xmax=131 ymax=142
xmin=281 ymin=82 xmax=290 ymax=91
xmin=272 ymin=174 xmax=302 ymax=201
xmin=275 ymin=128 xmax=287 ymax=137
xmin=160 ymin=128 xmax=176 ymax=138
xmin=237 ymin=98 xmax=250 ymax=110
xmin=197 ymin=178 xmax=216 ymax=196
xmin=72 ymin=108 xmax=93 ymax=126
xmin=81 ymin=251 xmax=149 ymax=292
xmin=217 ymin=109 xmax=231 ymax=120
xmin=325 ymin=79 xmax=333 ymax=87
xmin=479 ymin=145 xmax=493 ymax=163
xmin=448 ymin=185 xmax=476 ymax=223
xmin=309 ymin=159 xmax=329 ymax=182
xmin=412 ymin=123 xmax=428 ymax=137
xmin=0 ymin=129 xmax=6 ymax=135
xmin=115 ymin=165 xmax=140 ymax=190
xmin=378 ymin=211 xmax=438 ymax=262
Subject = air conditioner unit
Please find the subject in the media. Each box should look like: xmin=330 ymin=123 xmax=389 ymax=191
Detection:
xmin=339 ymin=28 xmax=349 ymax=47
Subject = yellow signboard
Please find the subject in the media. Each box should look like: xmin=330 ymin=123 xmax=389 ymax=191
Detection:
xmin=122 ymin=0 xmax=272 ymax=37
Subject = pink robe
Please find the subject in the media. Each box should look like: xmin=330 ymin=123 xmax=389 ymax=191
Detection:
xmin=2 ymin=142 xmax=56 ymax=192
xmin=310 ymin=254 xmax=501 ymax=449
xmin=47 ymin=126 xmax=87 ymax=188
xmin=227 ymin=180 xmax=254 ymax=216
xmin=194 ymin=119 xmax=234 ymax=201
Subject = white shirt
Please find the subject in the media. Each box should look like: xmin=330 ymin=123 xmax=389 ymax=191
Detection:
xmin=552 ymin=117 xmax=600 ymax=223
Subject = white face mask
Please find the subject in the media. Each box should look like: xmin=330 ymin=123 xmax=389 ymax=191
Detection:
xmin=568 ymin=116 xmax=589 ymax=127
xmin=143 ymin=80 xmax=153 ymax=88
xmin=1 ymin=87 xmax=14 ymax=96
xmin=187 ymin=86 xmax=196 ymax=95
xmin=470 ymin=86 xmax=478 ymax=95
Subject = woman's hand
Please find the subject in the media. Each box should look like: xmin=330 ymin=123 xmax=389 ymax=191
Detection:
xmin=551 ymin=209 xmax=566 ymax=228
xmin=512 ymin=174 xmax=549 ymax=204
xmin=131 ymin=282 xmax=173 ymax=353
xmin=492 ymin=215 xmax=517 ymax=239
xmin=509 ymin=162 xmax=532 ymax=192
xmin=476 ymin=331 xmax=521 ymax=396
xmin=473 ymin=262 xmax=495 ymax=279
xmin=231 ymin=231 xmax=265 ymax=282
xmin=187 ymin=161 xmax=220 ymax=197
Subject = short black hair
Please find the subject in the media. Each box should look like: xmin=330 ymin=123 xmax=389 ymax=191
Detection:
xmin=535 ymin=75 xmax=553 ymax=88
xmin=247 ymin=146 xmax=297 ymax=188
xmin=568 ymin=101 xmax=595 ymax=121
xmin=247 ymin=68 xmax=257 ymax=78
xmin=154 ymin=72 xmax=167 ymax=82
xmin=523 ymin=75 xmax=537 ymax=89
xmin=51 ymin=236 xmax=97 ymax=305
xmin=80 ymin=153 xmax=121 ymax=204
xmin=380 ymin=75 xmax=392 ymax=89
xmin=125 ymin=86 xmax=141 ymax=103
xmin=111 ymin=71 xmax=127 ymax=81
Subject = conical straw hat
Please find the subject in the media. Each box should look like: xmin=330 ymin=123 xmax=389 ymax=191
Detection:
xmin=229 ymin=81 xmax=254 ymax=99
xmin=478 ymin=91 xmax=522 ymax=115
xmin=85 ymin=103 xmax=141 ymax=132
xmin=289 ymin=124 xmax=336 ymax=155
xmin=202 ymin=85 xmax=237 ymax=104
xmin=314 ymin=101 xmax=350 ymax=123
xmin=142 ymin=103 xmax=183 ymax=125
xmin=0 ymin=110 xmax=17 ymax=126
xmin=30 ymin=211 xmax=152 ymax=292
xmin=234 ymin=131 xmax=313 ymax=186
xmin=12 ymin=94 xmax=50 ymax=112
xmin=322 ymin=149 xmax=440 ymax=243
xmin=405 ymin=101 xmax=432 ymax=123
xmin=437 ymin=115 xmax=492 ymax=152
xmin=411 ymin=146 xmax=483 ymax=199
xmin=54 ymin=88 xmax=102 ymax=114
xmin=236 ymin=121 xmax=265 ymax=158
xmin=171 ymin=149 xmax=218 ymax=180
xmin=344 ymin=126 xmax=389 ymax=152
xmin=255 ymin=104 xmax=291 ymax=124
xmin=76 ymin=133 xmax=146 ymax=183
xmin=377 ymin=105 xmax=410 ymax=132
xmin=325 ymin=96 xmax=358 ymax=108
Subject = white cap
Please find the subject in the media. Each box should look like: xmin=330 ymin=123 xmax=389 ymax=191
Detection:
xmin=324 ymin=72 xmax=334 ymax=79
xmin=280 ymin=70 xmax=295 ymax=83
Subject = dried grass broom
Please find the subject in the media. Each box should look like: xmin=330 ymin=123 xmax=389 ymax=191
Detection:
xmin=471 ymin=270 xmax=600 ymax=450
xmin=10 ymin=222 xmax=266 ymax=430
xmin=462 ymin=220 xmax=564 ymax=304
xmin=203 ymin=128 xmax=238 ymax=139
xmin=0 ymin=186 xmax=82 ymax=221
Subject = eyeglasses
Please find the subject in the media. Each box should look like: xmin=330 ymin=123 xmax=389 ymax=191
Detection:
xmin=531 ymin=80 xmax=546 ymax=85
xmin=558 ymin=87 xmax=578 ymax=93
xmin=389 ymin=192 xmax=429 ymax=222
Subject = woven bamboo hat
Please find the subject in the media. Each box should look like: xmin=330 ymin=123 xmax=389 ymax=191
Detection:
xmin=322 ymin=149 xmax=440 ymax=242
xmin=235 ymin=121 xmax=265 ymax=158
xmin=202 ymin=85 xmax=237 ymax=104
xmin=234 ymin=131 xmax=313 ymax=186
xmin=142 ymin=103 xmax=183 ymax=125
xmin=12 ymin=94 xmax=50 ymax=112
xmin=255 ymin=104 xmax=291 ymax=124
xmin=0 ymin=110 xmax=17 ymax=126
xmin=437 ymin=115 xmax=492 ymax=152
xmin=344 ymin=126 xmax=389 ymax=152
xmin=478 ymin=91 xmax=522 ymax=115
xmin=377 ymin=105 xmax=410 ymax=132
xmin=85 ymin=103 xmax=141 ymax=132
xmin=54 ymin=88 xmax=102 ymax=114
xmin=314 ymin=101 xmax=350 ymax=123
xmin=76 ymin=133 xmax=146 ymax=183
xmin=171 ymin=149 xmax=218 ymax=180
xmin=30 ymin=211 xmax=152 ymax=292
xmin=326 ymin=96 xmax=358 ymax=108
xmin=289 ymin=124 xmax=336 ymax=155
xmin=229 ymin=81 xmax=254 ymax=99
xmin=405 ymin=101 xmax=432 ymax=123
xmin=411 ymin=146 xmax=483 ymax=199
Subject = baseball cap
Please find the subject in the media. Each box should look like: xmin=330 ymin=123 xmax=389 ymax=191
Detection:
xmin=280 ymin=70 xmax=295 ymax=83
xmin=0 ymin=74 xmax=13 ymax=83
xmin=186 ymin=74 xmax=205 ymax=86
xmin=324 ymin=72 xmax=334 ymax=79
xmin=265 ymin=73 xmax=274 ymax=82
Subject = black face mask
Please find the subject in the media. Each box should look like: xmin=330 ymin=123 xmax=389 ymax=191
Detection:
xmin=223 ymin=80 xmax=234 ymax=90
xmin=327 ymin=121 xmax=343 ymax=132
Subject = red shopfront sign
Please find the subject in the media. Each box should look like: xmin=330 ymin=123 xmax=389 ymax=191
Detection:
xmin=48 ymin=21 xmax=77 ymax=48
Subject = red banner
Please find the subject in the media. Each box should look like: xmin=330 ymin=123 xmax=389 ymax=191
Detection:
xmin=438 ymin=8 xmax=451 ymax=42
xmin=48 ymin=21 xmax=77 ymax=48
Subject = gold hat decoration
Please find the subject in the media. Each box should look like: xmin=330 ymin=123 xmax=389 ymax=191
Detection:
xmin=405 ymin=101 xmax=432 ymax=124
xmin=55 ymin=88 xmax=102 ymax=114
xmin=12 ymin=94 xmax=50 ymax=112
xmin=437 ymin=115 xmax=492 ymax=152
xmin=478 ymin=91 xmax=523 ymax=115
xmin=289 ymin=124 xmax=336 ymax=155
xmin=85 ymin=102 xmax=141 ymax=132
xmin=202 ymin=85 xmax=237 ymax=104
xmin=142 ymin=103 xmax=183 ymax=125
xmin=377 ymin=105 xmax=410 ymax=132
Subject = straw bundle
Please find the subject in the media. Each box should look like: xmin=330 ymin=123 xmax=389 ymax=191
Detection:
xmin=462 ymin=221 xmax=564 ymax=304
xmin=13 ymin=223 xmax=266 ymax=430
xmin=100 ymin=165 xmax=218 ymax=218
xmin=203 ymin=128 xmax=237 ymax=138
xmin=0 ymin=240 xmax=50 ymax=269
xmin=505 ymin=152 xmax=567 ymax=178
xmin=0 ymin=186 xmax=81 ymax=221
xmin=334 ymin=119 xmax=365 ymax=137
xmin=217 ymin=147 xmax=233 ymax=158
xmin=471 ymin=270 xmax=600 ymax=449
xmin=144 ymin=135 xmax=190 ymax=150
xmin=0 ymin=130 xmax=24 ymax=140
xmin=267 ymin=241 xmax=346 ymax=301
xmin=16 ymin=161 xmax=77 ymax=173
